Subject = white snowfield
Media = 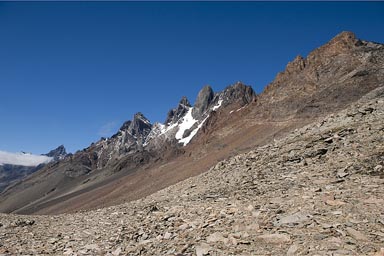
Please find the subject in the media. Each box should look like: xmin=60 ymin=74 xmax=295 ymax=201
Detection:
xmin=175 ymin=108 xmax=198 ymax=141
xmin=154 ymin=99 xmax=224 ymax=146
xmin=0 ymin=151 xmax=52 ymax=166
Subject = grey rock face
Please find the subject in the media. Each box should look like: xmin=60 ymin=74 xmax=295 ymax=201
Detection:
xmin=220 ymin=82 xmax=256 ymax=107
xmin=128 ymin=112 xmax=152 ymax=139
xmin=44 ymin=145 xmax=67 ymax=161
xmin=117 ymin=120 xmax=132 ymax=132
xmin=192 ymin=85 xmax=214 ymax=119
xmin=165 ymin=96 xmax=191 ymax=125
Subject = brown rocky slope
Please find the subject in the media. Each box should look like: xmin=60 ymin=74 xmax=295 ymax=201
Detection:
xmin=0 ymin=31 xmax=383 ymax=215
xmin=0 ymin=83 xmax=383 ymax=256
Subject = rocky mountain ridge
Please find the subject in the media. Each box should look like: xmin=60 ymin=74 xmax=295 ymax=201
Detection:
xmin=0 ymin=31 xmax=383 ymax=215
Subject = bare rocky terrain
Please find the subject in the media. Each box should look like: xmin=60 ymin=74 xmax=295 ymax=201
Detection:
xmin=1 ymin=31 xmax=383 ymax=215
xmin=1 ymin=86 xmax=383 ymax=255
xmin=1 ymin=31 xmax=384 ymax=255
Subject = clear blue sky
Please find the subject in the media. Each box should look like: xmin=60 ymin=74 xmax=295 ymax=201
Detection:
xmin=0 ymin=2 xmax=383 ymax=154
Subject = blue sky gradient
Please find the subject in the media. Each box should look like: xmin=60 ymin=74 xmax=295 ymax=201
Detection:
xmin=0 ymin=2 xmax=383 ymax=154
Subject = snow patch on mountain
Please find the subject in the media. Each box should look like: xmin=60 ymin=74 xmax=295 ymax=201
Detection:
xmin=179 ymin=115 xmax=208 ymax=146
xmin=212 ymin=99 xmax=223 ymax=111
xmin=0 ymin=151 xmax=52 ymax=166
xmin=175 ymin=108 xmax=198 ymax=140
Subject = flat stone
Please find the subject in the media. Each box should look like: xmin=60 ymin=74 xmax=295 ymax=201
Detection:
xmin=346 ymin=227 xmax=369 ymax=241
xmin=326 ymin=199 xmax=346 ymax=206
xmin=163 ymin=232 xmax=172 ymax=240
xmin=287 ymin=244 xmax=299 ymax=256
xmin=257 ymin=233 xmax=291 ymax=244
xmin=274 ymin=212 xmax=312 ymax=226
xmin=112 ymin=247 xmax=122 ymax=256
xmin=206 ymin=232 xmax=225 ymax=243
xmin=195 ymin=243 xmax=211 ymax=256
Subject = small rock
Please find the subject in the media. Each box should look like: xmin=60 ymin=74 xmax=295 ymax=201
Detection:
xmin=63 ymin=248 xmax=74 ymax=255
xmin=363 ymin=197 xmax=384 ymax=205
xmin=337 ymin=169 xmax=349 ymax=178
xmin=287 ymin=244 xmax=299 ymax=256
xmin=14 ymin=219 xmax=35 ymax=227
xmin=325 ymin=199 xmax=346 ymax=206
xmin=178 ymin=224 xmax=189 ymax=231
xmin=195 ymin=243 xmax=211 ymax=256
xmin=373 ymin=248 xmax=384 ymax=256
xmin=84 ymin=244 xmax=100 ymax=251
xmin=346 ymin=227 xmax=369 ymax=241
xmin=206 ymin=232 xmax=225 ymax=243
xmin=112 ymin=247 xmax=122 ymax=256
xmin=274 ymin=212 xmax=312 ymax=226
xmin=257 ymin=233 xmax=291 ymax=244
xmin=163 ymin=232 xmax=172 ymax=240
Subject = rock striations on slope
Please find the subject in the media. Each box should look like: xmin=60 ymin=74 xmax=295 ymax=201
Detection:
xmin=0 ymin=31 xmax=383 ymax=216
xmin=0 ymin=83 xmax=383 ymax=256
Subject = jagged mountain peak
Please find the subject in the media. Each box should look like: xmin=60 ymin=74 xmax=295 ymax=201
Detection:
xmin=219 ymin=82 xmax=256 ymax=107
xmin=118 ymin=113 xmax=151 ymax=134
xmin=44 ymin=145 xmax=67 ymax=161
xmin=178 ymin=96 xmax=191 ymax=107
xmin=328 ymin=31 xmax=358 ymax=46
xmin=128 ymin=112 xmax=152 ymax=138
xmin=133 ymin=112 xmax=147 ymax=120
xmin=308 ymin=31 xmax=361 ymax=59
xmin=165 ymin=96 xmax=191 ymax=125
xmin=118 ymin=120 xmax=132 ymax=132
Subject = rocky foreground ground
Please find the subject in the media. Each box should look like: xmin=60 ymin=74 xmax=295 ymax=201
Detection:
xmin=1 ymin=87 xmax=384 ymax=255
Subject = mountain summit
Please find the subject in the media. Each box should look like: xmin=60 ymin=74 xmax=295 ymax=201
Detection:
xmin=43 ymin=145 xmax=67 ymax=161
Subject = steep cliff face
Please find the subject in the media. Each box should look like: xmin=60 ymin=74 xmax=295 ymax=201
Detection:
xmin=0 ymin=31 xmax=383 ymax=215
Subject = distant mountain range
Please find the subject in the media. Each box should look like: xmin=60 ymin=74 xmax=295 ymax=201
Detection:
xmin=0 ymin=31 xmax=383 ymax=214
xmin=0 ymin=145 xmax=67 ymax=192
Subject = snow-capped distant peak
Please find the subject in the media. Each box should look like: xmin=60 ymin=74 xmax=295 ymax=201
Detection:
xmin=0 ymin=150 xmax=52 ymax=167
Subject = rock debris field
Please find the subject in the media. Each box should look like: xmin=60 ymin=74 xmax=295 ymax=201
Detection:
xmin=1 ymin=87 xmax=384 ymax=255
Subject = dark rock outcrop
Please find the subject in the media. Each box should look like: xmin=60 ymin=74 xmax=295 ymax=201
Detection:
xmin=192 ymin=85 xmax=214 ymax=119
xmin=220 ymin=82 xmax=256 ymax=107
xmin=128 ymin=112 xmax=152 ymax=139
